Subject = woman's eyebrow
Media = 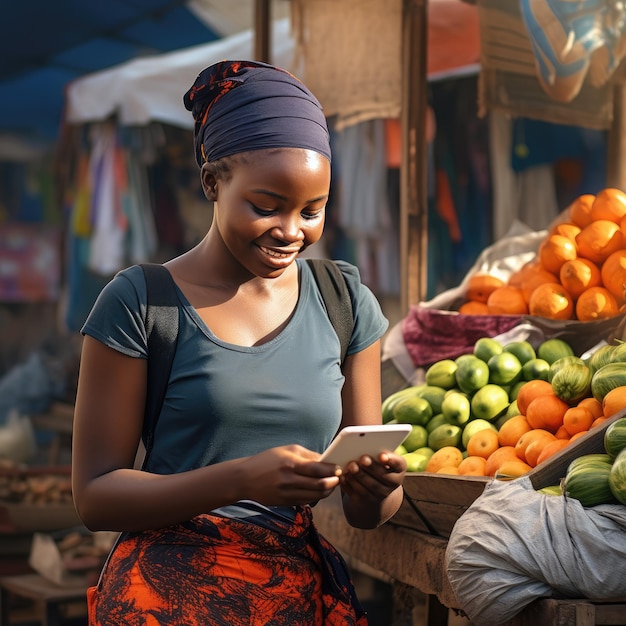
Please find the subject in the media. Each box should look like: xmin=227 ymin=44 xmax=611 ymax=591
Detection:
xmin=250 ymin=189 xmax=329 ymax=203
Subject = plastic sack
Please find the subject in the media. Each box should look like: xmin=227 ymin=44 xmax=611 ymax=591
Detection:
xmin=445 ymin=475 xmax=626 ymax=625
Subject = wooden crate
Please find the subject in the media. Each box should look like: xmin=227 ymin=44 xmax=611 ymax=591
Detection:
xmin=392 ymin=408 xmax=626 ymax=539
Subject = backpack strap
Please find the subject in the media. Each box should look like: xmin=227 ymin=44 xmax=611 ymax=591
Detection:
xmin=306 ymin=258 xmax=354 ymax=365
xmin=140 ymin=263 xmax=179 ymax=462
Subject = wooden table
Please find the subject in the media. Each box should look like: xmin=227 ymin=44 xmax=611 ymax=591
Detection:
xmin=313 ymin=492 xmax=626 ymax=626
xmin=0 ymin=574 xmax=87 ymax=626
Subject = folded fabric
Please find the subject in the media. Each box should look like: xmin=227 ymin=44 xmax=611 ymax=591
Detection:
xmin=401 ymin=305 xmax=522 ymax=368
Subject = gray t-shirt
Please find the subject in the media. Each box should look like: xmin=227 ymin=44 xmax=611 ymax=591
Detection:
xmin=82 ymin=259 xmax=388 ymax=475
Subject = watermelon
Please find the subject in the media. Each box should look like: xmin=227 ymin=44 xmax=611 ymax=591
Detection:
xmin=609 ymin=448 xmax=626 ymax=505
xmin=604 ymin=417 xmax=626 ymax=460
xmin=591 ymin=363 xmax=626 ymax=402
xmin=551 ymin=363 xmax=592 ymax=405
xmin=589 ymin=344 xmax=617 ymax=373
xmin=564 ymin=463 xmax=616 ymax=506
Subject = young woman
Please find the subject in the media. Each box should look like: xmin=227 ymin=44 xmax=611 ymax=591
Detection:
xmin=72 ymin=60 xmax=406 ymax=625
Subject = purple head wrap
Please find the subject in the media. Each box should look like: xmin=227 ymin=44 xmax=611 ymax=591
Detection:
xmin=183 ymin=60 xmax=331 ymax=166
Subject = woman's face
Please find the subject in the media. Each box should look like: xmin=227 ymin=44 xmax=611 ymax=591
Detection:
xmin=203 ymin=148 xmax=331 ymax=278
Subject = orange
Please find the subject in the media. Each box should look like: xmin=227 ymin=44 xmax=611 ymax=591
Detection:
xmin=458 ymin=300 xmax=489 ymax=315
xmin=555 ymin=424 xmax=571 ymax=440
xmin=457 ymin=455 xmax=488 ymax=476
xmin=515 ymin=428 xmax=556 ymax=463
xmin=486 ymin=285 xmax=529 ymax=315
xmin=526 ymin=393 xmax=569 ymax=432
xmin=436 ymin=466 xmax=460 ymax=475
xmin=568 ymin=193 xmax=595 ymax=228
xmin=575 ymin=286 xmax=619 ymax=321
xmin=495 ymin=459 xmax=533 ymax=479
xmin=601 ymin=385 xmax=626 ymax=419
xmin=600 ymin=249 xmax=626 ymax=305
xmin=559 ymin=257 xmax=601 ymax=299
xmin=591 ymin=416 xmax=608 ymax=428
xmin=538 ymin=234 xmax=578 ymax=275
xmin=575 ymin=219 xmax=624 ymax=264
xmin=590 ymin=188 xmax=626 ymax=223
xmin=528 ymin=282 xmax=574 ymax=320
xmin=516 ymin=379 xmax=554 ymax=415
xmin=519 ymin=264 xmax=560 ymax=303
xmin=535 ymin=438 xmax=570 ymax=465
xmin=563 ymin=406 xmax=594 ymax=436
xmin=484 ymin=446 xmax=519 ymax=476
xmin=577 ymin=397 xmax=604 ymax=420
xmin=525 ymin=431 xmax=558 ymax=467
xmin=549 ymin=221 xmax=581 ymax=240
xmin=466 ymin=273 xmax=506 ymax=304
xmin=497 ymin=414 xmax=532 ymax=448
xmin=425 ymin=446 xmax=464 ymax=473
xmin=569 ymin=430 xmax=589 ymax=443
xmin=466 ymin=428 xmax=500 ymax=459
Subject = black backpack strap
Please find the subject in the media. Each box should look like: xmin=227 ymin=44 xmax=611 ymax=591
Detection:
xmin=306 ymin=258 xmax=354 ymax=365
xmin=140 ymin=263 xmax=179 ymax=460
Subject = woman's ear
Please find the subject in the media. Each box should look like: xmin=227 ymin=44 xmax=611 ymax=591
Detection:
xmin=201 ymin=164 xmax=218 ymax=202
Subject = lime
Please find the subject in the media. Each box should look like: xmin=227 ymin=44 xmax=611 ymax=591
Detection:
xmin=416 ymin=385 xmax=447 ymax=415
xmin=412 ymin=446 xmax=435 ymax=460
xmin=537 ymin=338 xmax=575 ymax=364
xmin=474 ymin=337 xmax=503 ymax=363
xmin=461 ymin=418 xmax=497 ymax=448
xmin=522 ymin=358 xmax=550 ymax=381
xmin=441 ymin=392 xmax=471 ymax=426
xmin=392 ymin=396 xmax=433 ymax=426
xmin=428 ymin=424 xmax=462 ymax=451
xmin=487 ymin=352 xmax=522 ymax=385
xmin=503 ymin=340 xmax=536 ymax=365
xmin=425 ymin=359 xmax=458 ymax=389
xmin=382 ymin=386 xmax=423 ymax=423
xmin=404 ymin=451 xmax=430 ymax=472
xmin=470 ymin=384 xmax=510 ymax=422
xmin=509 ymin=380 xmax=526 ymax=401
xmin=455 ymin=355 xmax=490 ymax=394
xmin=402 ymin=425 xmax=429 ymax=452
xmin=425 ymin=413 xmax=454 ymax=433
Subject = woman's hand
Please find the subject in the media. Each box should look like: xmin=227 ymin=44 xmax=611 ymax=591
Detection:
xmin=236 ymin=445 xmax=341 ymax=507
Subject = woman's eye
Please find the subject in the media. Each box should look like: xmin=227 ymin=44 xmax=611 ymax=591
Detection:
xmin=251 ymin=204 xmax=274 ymax=216
xmin=302 ymin=211 xmax=323 ymax=221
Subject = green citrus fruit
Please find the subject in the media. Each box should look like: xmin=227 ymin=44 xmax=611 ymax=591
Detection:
xmin=425 ymin=413 xmax=454 ymax=433
xmin=522 ymin=358 xmax=551 ymax=381
xmin=487 ymin=352 xmax=522 ymax=385
xmin=474 ymin=337 xmax=503 ymax=362
xmin=404 ymin=451 xmax=430 ymax=472
xmin=470 ymin=384 xmax=510 ymax=422
xmin=441 ymin=392 xmax=471 ymax=426
xmin=402 ymin=425 xmax=429 ymax=452
xmin=503 ymin=340 xmax=536 ymax=365
xmin=428 ymin=424 xmax=462 ymax=451
xmin=455 ymin=355 xmax=490 ymax=394
xmin=392 ymin=396 xmax=433 ymax=426
xmin=416 ymin=385 xmax=447 ymax=415
xmin=425 ymin=359 xmax=458 ymax=389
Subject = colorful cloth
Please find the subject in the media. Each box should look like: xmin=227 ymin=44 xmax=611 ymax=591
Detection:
xmin=183 ymin=60 xmax=331 ymax=166
xmin=87 ymin=506 xmax=368 ymax=625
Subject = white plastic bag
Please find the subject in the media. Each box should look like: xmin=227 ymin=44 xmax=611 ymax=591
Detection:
xmin=445 ymin=476 xmax=626 ymax=625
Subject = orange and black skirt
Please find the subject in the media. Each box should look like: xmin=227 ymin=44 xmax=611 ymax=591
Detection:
xmin=87 ymin=505 xmax=368 ymax=625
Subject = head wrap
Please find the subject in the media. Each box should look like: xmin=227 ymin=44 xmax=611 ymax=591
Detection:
xmin=183 ymin=60 xmax=331 ymax=167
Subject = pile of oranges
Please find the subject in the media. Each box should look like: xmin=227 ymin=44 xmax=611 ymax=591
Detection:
xmin=427 ymin=379 xmax=621 ymax=478
xmin=459 ymin=188 xmax=626 ymax=321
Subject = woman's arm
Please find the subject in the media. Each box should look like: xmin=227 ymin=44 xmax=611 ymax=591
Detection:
xmin=72 ymin=337 xmax=340 ymax=532
xmin=338 ymin=340 xmax=407 ymax=529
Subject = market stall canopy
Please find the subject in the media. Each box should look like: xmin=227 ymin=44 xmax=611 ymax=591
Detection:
xmin=65 ymin=19 xmax=295 ymax=129
xmin=0 ymin=0 xmax=222 ymax=143
xmin=65 ymin=0 xmax=480 ymax=131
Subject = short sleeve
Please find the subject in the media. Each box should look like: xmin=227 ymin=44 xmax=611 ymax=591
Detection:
xmin=80 ymin=265 xmax=149 ymax=359
xmin=334 ymin=260 xmax=389 ymax=355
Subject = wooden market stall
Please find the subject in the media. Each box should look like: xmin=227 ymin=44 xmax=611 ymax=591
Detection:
xmin=254 ymin=2 xmax=626 ymax=625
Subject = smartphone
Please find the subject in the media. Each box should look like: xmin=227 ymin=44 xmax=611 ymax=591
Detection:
xmin=320 ymin=424 xmax=412 ymax=468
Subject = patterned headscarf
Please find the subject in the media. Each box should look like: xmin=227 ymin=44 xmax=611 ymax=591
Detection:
xmin=183 ymin=60 xmax=331 ymax=167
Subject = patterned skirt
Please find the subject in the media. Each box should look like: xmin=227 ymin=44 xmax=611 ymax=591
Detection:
xmin=87 ymin=505 xmax=368 ymax=625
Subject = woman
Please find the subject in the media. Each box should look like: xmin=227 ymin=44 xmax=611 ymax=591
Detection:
xmin=72 ymin=60 xmax=406 ymax=625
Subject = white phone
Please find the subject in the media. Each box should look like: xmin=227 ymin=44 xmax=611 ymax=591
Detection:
xmin=320 ymin=424 xmax=412 ymax=468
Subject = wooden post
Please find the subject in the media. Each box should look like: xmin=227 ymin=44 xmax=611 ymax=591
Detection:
xmin=254 ymin=0 xmax=271 ymax=62
xmin=607 ymin=84 xmax=626 ymax=190
xmin=400 ymin=0 xmax=429 ymax=314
